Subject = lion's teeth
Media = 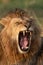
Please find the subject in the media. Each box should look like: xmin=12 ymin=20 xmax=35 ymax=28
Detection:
xmin=21 ymin=47 xmax=28 ymax=49
xmin=22 ymin=47 xmax=24 ymax=49
xmin=23 ymin=31 xmax=25 ymax=36
xmin=26 ymin=47 xmax=28 ymax=49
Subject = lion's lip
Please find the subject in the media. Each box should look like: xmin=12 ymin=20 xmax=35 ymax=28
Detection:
xmin=19 ymin=30 xmax=31 ymax=51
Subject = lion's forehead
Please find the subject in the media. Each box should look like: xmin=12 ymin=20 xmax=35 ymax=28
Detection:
xmin=10 ymin=17 xmax=28 ymax=25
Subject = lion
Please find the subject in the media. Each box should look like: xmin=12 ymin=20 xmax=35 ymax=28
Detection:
xmin=0 ymin=8 xmax=43 ymax=65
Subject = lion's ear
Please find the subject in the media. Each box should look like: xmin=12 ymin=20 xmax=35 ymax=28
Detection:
xmin=0 ymin=18 xmax=9 ymax=27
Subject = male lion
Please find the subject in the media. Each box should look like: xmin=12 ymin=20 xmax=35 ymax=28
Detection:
xmin=0 ymin=8 xmax=43 ymax=65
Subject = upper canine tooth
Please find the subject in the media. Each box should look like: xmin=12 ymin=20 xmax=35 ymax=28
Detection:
xmin=23 ymin=31 xmax=25 ymax=36
xmin=30 ymin=32 xmax=32 ymax=36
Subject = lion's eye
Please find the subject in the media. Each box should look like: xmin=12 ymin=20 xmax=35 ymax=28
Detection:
xmin=15 ymin=22 xmax=22 ymax=25
xmin=0 ymin=23 xmax=5 ymax=32
xmin=16 ymin=22 xmax=20 ymax=25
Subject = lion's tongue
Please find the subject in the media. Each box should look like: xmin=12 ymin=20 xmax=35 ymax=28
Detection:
xmin=20 ymin=36 xmax=28 ymax=49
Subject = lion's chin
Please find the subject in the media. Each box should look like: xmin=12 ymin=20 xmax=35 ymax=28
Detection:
xmin=17 ymin=30 xmax=32 ymax=54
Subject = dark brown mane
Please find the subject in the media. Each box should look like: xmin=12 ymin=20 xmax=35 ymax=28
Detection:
xmin=6 ymin=8 xmax=29 ymax=18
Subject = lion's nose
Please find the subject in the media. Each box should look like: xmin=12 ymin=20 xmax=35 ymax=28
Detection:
xmin=24 ymin=18 xmax=32 ymax=30
xmin=24 ymin=24 xmax=29 ymax=31
xmin=24 ymin=22 xmax=30 ymax=30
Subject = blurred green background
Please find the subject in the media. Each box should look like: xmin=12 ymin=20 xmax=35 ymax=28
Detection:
xmin=0 ymin=0 xmax=43 ymax=35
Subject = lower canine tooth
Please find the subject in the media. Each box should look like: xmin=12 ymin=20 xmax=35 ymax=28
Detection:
xmin=26 ymin=47 xmax=28 ymax=49
xmin=22 ymin=47 xmax=24 ymax=49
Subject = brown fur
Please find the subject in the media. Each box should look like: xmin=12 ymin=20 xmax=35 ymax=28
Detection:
xmin=0 ymin=8 xmax=43 ymax=65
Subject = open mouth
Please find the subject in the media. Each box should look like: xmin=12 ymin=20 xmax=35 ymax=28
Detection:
xmin=18 ymin=30 xmax=32 ymax=52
